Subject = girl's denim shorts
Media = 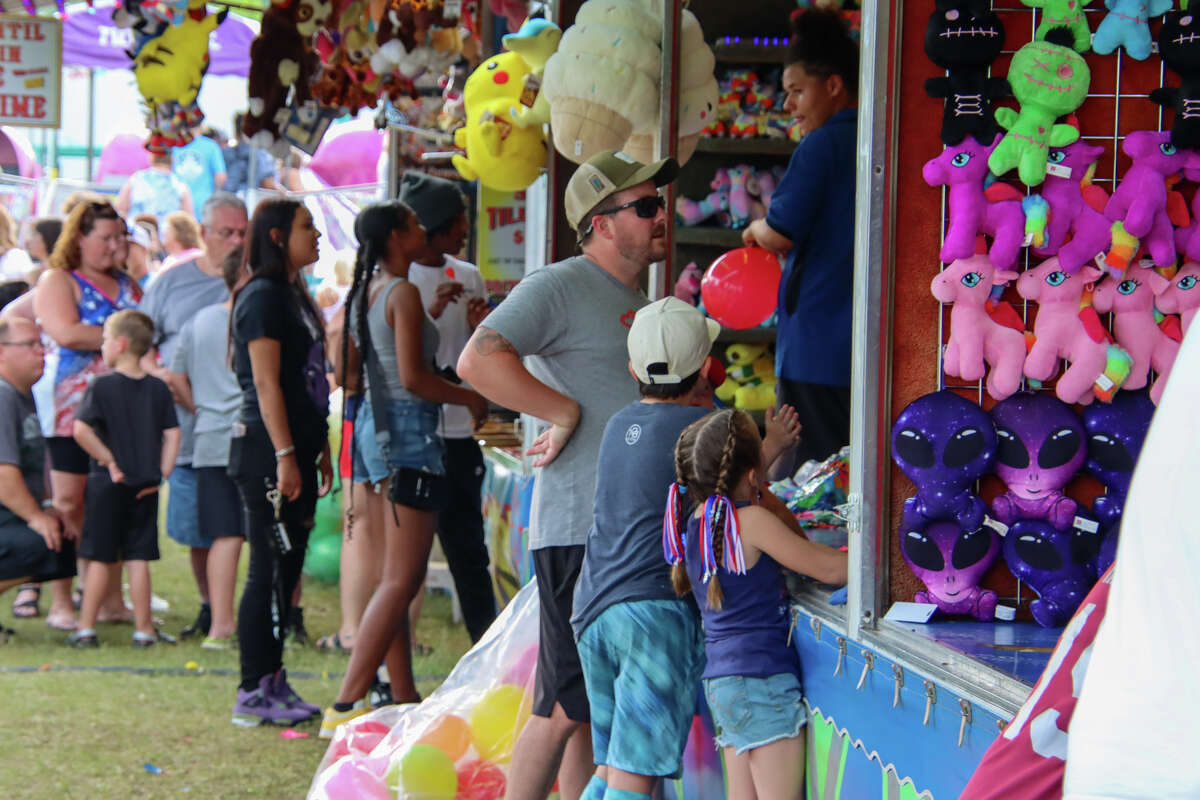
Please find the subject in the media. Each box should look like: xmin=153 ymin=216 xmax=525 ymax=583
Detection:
xmin=351 ymin=397 xmax=443 ymax=485
xmin=703 ymin=672 xmax=806 ymax=754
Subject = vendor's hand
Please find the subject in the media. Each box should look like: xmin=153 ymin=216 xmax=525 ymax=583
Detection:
xmin=466 ymin=297 xmax=490 ymax=330
xmin=107 ymin=461 xmax=126 ymax=485
xmin=29 ymin=510 xmax=63 ymax=552
xmin=466 ymin=391 xmax=489 ymax=430
xmin=317 ymin=446 xmax=334 ymax=498
xmin=741 ymin=225 xmax=760 ymax=248
xmin=525 ymin=404 xmax=580 ymax=468
xmin=428 ymin=282 xmax=465 ymax=320
xmin=135 ymin=486 xmax=159 ymax=500
xmin=276 ymin=454 xmax=302 ymax=502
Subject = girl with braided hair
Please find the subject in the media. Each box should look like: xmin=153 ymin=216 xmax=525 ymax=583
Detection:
xmin=665 ymin=408 xmax=846 ymax=800
xmin=321 ymin=200 xmax=487 ymax=738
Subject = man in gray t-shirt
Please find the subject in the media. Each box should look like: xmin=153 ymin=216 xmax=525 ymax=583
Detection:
xmin=458 ymin=150 xmax=678 ymax=800
xmin=139 ymin=192 xmax=246 ymax=640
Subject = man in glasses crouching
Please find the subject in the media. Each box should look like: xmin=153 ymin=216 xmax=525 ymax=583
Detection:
xmin=458 ymin=150 xmax=677 ymax=800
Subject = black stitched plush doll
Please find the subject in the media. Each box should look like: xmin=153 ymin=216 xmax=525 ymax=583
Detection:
xmin=1151 ymin=10 xmax=1200 ymax=150
xmin=924 ymin=0 xmax=1010 ymax=146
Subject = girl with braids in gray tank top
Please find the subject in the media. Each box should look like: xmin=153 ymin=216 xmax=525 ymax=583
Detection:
xmin=321 ymin=201 xmax=488 ymax=737
xmin=666 ymin=409 xmax=847 ymax=800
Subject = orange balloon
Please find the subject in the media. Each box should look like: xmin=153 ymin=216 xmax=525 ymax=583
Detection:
xmin=418 ymin=714 xmax=471 ymax=762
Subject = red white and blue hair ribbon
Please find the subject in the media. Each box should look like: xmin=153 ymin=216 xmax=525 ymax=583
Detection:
xmin=662 ymin=482 xmax=686 ymax=565
xmin=700 ymin=494 xmax=746 ymax=582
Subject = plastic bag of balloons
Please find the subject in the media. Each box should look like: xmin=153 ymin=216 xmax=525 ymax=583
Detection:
xmin=307 ymin=582 xmax=541 ymax=800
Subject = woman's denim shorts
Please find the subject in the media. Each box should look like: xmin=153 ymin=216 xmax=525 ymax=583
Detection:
xmin=703 ymin=672 xmax=806 ymax=754
xmin=351 ymin=397 xmax=443 ymax=485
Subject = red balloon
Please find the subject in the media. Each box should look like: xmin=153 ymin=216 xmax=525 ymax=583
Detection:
xmin=700 ymin=247 xmax=781 ymax=329
xmin=456 ymin=760 xmax=507 ymax=800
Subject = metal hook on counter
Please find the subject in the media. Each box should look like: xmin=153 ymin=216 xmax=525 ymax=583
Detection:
xmin=833 ymin=636 xmax=846 ymax=676
xmin=922 ymin=680 xmax=937 ymax=726
xmin=856 ymin=650 xmax=874 ymax=691
xmin=810 ymin=616 xmax=822 ymax=642
xmin=891 ymin=664 xmax=904 ymax=708
xmin=957 ymin=698 xmax=973 ymax=747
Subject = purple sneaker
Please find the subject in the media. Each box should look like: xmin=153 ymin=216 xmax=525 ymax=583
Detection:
xmin=231 ymin=674 xmax=314 ymax=728
xmin=270 ymin=668 xmax=320 ymax=717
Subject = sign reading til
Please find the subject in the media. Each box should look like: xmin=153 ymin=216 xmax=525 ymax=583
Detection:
xmin=0 ymin=16 xmax=61 ymax=128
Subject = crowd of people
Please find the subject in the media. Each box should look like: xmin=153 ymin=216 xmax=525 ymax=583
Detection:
xmin=0 ymin=9 xmax=856 ymax=800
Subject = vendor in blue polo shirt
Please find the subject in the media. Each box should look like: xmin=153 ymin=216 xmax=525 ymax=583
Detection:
xmin=743 ymin=9 xmax=859 ymax=468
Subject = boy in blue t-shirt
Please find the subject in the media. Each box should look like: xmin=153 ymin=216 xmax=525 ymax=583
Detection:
xmin=743 ymin=9 xmax=859 ymax=469
xmin=571 ymin=298 xmax=800 ymax=800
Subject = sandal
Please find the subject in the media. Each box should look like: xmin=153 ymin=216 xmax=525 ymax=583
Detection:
xmin=45 ymin=612 xmax=77 ymax=632
xmin=315 ymin=633 xmax=352 ymax=654
xmin=11 ymin=585 xmax=40 ymax=618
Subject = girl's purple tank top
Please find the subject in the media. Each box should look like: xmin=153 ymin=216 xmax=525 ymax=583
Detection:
xmin=684 ymin=506 xmax=801 ymax=681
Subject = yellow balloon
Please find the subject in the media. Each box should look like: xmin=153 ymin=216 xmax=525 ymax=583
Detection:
xmin=388 ymin=744 xmax=458 ymax=800
xmin=467 ymin=684 xmax=531 ymax=763
xmin=418 ymin=714 xmax=472 ymax=763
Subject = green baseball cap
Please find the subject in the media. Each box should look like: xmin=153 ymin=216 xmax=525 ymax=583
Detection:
xmin=564 ymin=150 xmax=679 ymax=233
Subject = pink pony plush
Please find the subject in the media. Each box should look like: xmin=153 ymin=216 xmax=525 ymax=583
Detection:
xmin=930 ymin=255 xmax=1026 ymax=401
xmin=1017 ymin=257 xmax=1116 ymax=405
xmin=727 ymin=165 xmax=755 ymax=229
xmin=923 ymin=133 xmax=1026 ymax=270
xmin=755 ymin=168 xmax=778 ymax=208
xmin=1156 ymin=261 xmax=1200 ymax=337
xmin=1091 ymin=263 xmax=1180 ymax=404
xmin=1034 ymin=140 xmax=1114 ymax=274
xmin=675 ymin=191 xmax=729 ymax=227
xmin=673 ymin=261 xmax=703 ymax=305
xmin=1104 ymin=130 xmax=1190 ymax=267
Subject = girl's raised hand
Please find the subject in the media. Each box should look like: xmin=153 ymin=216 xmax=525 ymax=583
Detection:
xmin=763 ymin=404 xmax=801 ymax=468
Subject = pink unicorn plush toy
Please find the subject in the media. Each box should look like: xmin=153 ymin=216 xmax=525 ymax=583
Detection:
xmin=930 ymin=255 xmax=1026 ymax=401
xmin=727 ymin=165 xmax=755 ymax=229
xmin=1091 ymin=264 xmax=1179 ymax=404
xmin=923 ymin=133 xmax=1026 ymax=270
xmin=1034 ymin=140 xmax=1114 ymax=274
xmin=1017 ymin=257 xmax=1115 ymax=405
xmin=1104 ymin=130 xmax=1190 ymax=267
xmin=1156 ymin=261 xmax=1200 ymax=337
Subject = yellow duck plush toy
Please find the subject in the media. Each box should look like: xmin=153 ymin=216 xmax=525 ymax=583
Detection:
xmin=452 ymin=50 xmax=549 ymax=191
xmin=715 ymin=343 xmax=777 ymax=411
xmin=134 ymin=8 xmax=225 ymax=149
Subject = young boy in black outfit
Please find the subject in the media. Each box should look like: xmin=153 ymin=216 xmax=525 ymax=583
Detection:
xmin=69 ymin=310 xmax=180 ymax=648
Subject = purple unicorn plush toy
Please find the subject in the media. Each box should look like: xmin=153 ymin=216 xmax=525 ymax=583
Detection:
xmin=990 ymin=392 xmax=1087 ymax=530
xmin=1033 ymin=140 xmax=1113 ymax=274
xmin=1004 ymin=519 xmax=1097 ymax=627
xmin=923 ymin=133 xmax=1026 ymax=270
xmin=1082 ymin=390 xmax=1156 ymax=575
xmin=892 ymin=390 xmax=998 ymax=535
xmin=1104 ymin=130 xmax=1190 ymax=267
xmin=903 ymin=520 xmax=1000 ymax=620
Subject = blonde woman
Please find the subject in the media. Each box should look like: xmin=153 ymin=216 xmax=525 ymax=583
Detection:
xmin=0 ymin=205 xmax=34 ymax=282
xmin=159 ymin=211 xmax=204 ymax=274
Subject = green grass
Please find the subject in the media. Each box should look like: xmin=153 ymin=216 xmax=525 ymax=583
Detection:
xmin=0 ymin=537 xmax=473 ymax=799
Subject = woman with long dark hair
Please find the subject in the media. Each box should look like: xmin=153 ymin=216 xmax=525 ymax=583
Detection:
xmin=228 ymin=199 xmax=332 ymax=727
xmin=320 ymin=200 xmax=487 ymax=738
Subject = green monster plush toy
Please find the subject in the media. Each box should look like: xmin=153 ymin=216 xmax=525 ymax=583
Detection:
xmin=1020 ymin=0 xmax=1093 ymax=52
xmin=988 ymin=28 xmax=1091 ymax=187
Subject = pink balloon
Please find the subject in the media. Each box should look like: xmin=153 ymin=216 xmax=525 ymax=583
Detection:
xmin=308 ymin=129 xmax=384 ymax=187
xmin=95 ymin=134 xmax=150 ymax=182
xmin=502 ymin=644 xmax=539 ymax=687
xmin=324 ymin=758 xmax=392 ymax=800
xmin=700 ymin=247 xmax=781 ymax=330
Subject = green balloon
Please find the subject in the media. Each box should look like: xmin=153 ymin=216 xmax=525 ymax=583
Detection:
xmin=303 ymin=532 xmax=340 ymax=584
xmin=312 ymin=491 xmax=343 ymax=540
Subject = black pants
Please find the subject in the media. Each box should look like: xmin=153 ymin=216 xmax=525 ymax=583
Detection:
xmin=233 ymin=467 xmax=316 ymax=689
xmin=437 ymin=437 xmax=497 ymax=642
xmin=776 ymin=378 xmax=852 ymax=474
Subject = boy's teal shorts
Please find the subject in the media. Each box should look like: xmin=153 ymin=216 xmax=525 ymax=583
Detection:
xmin=577 ymin=599 xmax=704 ymax=778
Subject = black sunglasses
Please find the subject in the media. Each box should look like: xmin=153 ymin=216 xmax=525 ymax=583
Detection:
xmin=583 ymin=195 xmax=665 ymax=236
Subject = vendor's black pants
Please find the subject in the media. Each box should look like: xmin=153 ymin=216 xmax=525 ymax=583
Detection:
xmin=437 ymin=437 xmax=497 ymax=642
xmin=776 ymin=378 xmax=852 ymax=474
xmin=233 ymin=468 xmax=315 ymax=690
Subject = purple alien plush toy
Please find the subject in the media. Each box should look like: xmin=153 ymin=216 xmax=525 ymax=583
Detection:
xmin=903 ymin=520 xmax=1000 ymax=620
xmin=892 ymin=390 xmax=998 ymax=535
xmin=1082 ymin=389 xmax=1156 ymax=576
xmin=1004 ymin=519 xmax=1096 ymax=627
xmin=990 ymin=392 xmax=1087 ymax=531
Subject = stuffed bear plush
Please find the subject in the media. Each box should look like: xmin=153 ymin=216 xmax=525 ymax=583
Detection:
xmin=923 ymin=0 xmax=1010 ymax=146
xmin=242 ymin=4 xmax=317 ymax=151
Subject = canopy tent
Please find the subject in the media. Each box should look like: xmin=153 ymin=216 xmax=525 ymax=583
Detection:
xmin=61 ymin=2 xmax=256 ymax=76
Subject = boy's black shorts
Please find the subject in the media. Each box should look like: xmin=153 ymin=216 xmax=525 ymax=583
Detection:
xmin=530 ymin=545 xmax=590 ymax=723
xmin=79 ymin=472 xmax=160 ymax=563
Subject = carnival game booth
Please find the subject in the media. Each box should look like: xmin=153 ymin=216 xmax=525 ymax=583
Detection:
xmin=792 ymin=2 xmax=1194 ymax=796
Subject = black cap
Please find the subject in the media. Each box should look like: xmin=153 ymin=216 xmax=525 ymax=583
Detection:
xmin=398 ymin=171 xmax=467 ymax=234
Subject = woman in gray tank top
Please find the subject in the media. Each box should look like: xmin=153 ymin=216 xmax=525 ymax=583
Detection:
xmin=323 ymin=201 xmax=487 ymax=732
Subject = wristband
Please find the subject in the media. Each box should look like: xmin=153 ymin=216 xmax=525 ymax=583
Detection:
xmin=275 ymin=446 xmax=296 ymax=459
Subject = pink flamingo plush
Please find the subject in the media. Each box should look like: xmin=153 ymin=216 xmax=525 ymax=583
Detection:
xmin=930 ymin=255 xmax=1026 ymax=401
xmin=923 ymin=133 xmax=1026 ymax=270
xmin=1017 ymin=257 xmax=1113 ymax=405
xmin=1091 ymin=263 xmax=1179 ymax=404
xmin=1156 ymin=261 xmax=1200 ymax=338
xmin=1034 ymin=140 xmax=1114 ymax=274
xmin=1104 ymin=130 xmax=1190 ymax=267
